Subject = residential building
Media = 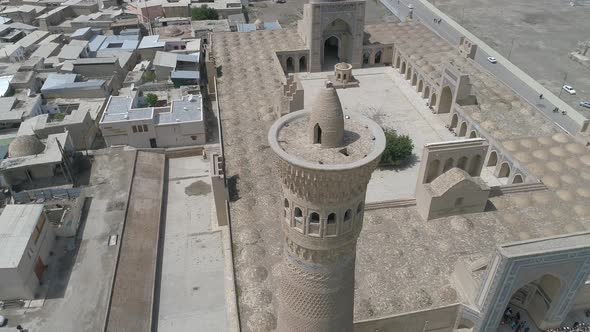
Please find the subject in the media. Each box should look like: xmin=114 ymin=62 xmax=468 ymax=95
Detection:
xmin=0 ymin=204 xmax=55 ymax=300
xmin=100 ymin=91 xmax=205 ymax=148
xmin=153 ymin=51 xmax=200 ymax=83
xmin=41 ymin=73 xmax=109 ymax=99
xmin=0 ymin=132 xmax=74 ymax=187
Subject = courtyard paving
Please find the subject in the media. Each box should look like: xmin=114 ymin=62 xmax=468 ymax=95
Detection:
xmin=156 ymin=156 xmax=227 ymax=332
xmin=299 ymin=67 xmax=457 ymax=202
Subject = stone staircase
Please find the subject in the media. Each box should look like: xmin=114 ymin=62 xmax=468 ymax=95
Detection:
xmin=489 ymin=182 xmax=547 ymax=197
xmin=365 ymin=198 xmax=417 ymax=211
xmin=0 ymin=299 xmax=26 ymax=310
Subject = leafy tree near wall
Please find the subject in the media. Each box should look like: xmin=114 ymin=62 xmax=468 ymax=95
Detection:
xmin=142 ymin=71 xmax=156 ymax=82
xmin=146 ymin=93 xmax=158 ymax=107
xmin=380 ymin=128 xmax=414 ymax=166
xmin=191 ymin=6 xmax=219 ymax=21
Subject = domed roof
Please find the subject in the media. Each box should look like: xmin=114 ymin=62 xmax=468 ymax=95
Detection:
xmin=8 ymin=135 xmax=45 ymax=158
xmin=308 ymin=82 xmax=344 ymax=148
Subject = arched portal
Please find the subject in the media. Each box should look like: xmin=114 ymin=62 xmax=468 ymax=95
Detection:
xmin=443 ymin=158 xmax=454 ymax=172
xmin=458 ymin=122 xmax=468 ymax=137
xmin=423 ymin=85 xmax=430 ymax=99
xmin=411 ymin=73 xmax=418 ymax=86
xmin=417 ymin=80 xmax=423 ymax=92
xmin=457 ymin=156 xmax=468 ymax=170
xmin=450 ymin=113 xmax=459 ymax=129
xmin=362 ymin=52 xmax=370 ymax=65
xmin=513 ymin=174 xmax=524 ymax=183
xmin=323 ymin=36 xmax=340 ymax=67
xmin=498 ymin=162 xmax=511 ymax=178
xmin=502 ymin=274 xmax=563 ymax=330
xmin=438 ymin=85 xmax=453 ymax=114
xmin=374 ymin=50 xmax=382 ymax=64
xmin=322 ymin=19 xmax=351 ymax=68
xmin=286 ymin=57 xmax=294 ymax=73
xmin=299 ymin=56 xmax=307 ymax=72
xmin=430 ymin=93 xmax=437 ymax=107
xmin=487 ymin=151 xmax=498 ymax=167
xmin=469 ymin=155 xmax=482 ymax=176
xmin=426 ymin=159 xmax=440 ymax=183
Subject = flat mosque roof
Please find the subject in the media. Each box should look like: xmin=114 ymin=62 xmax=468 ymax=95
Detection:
xmin=0 ymin=204 xmax=44 ymax=269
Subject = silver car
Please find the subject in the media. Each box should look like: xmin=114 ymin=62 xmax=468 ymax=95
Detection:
xmin=580 ymin=101 xmax=590 ymax=109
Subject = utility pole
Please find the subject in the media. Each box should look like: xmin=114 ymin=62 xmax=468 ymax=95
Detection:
xmin=558 ymin=72 xmax=568 ymax=99
xmin=507 ymin=38 xmax=515 ymax=60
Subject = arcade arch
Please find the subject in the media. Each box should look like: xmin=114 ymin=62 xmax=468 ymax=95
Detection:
xmin=438 ymin=85 xmax=453 ymax=114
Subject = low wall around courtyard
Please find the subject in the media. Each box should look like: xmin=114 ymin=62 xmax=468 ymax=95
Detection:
xmin=353 ymin=304 xmax=461 ymax=332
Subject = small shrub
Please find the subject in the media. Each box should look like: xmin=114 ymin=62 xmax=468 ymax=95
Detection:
xmin=191 ymin=6 xmax=219 ymax=20
xmin=146 ymin=93 xmax=158 ymax=107
xmin=142 ymin=71 xmax=155 ymax=82
xmin=380 ymin=128 xmax=414 ymax=166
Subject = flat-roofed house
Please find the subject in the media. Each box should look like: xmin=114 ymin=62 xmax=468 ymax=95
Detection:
xmin=0 ymin=204 xmax=55 ymax=300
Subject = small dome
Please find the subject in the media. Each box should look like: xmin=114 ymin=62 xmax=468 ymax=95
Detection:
xmin=308 ymin=82 xmax=344 ymax=148
xmin=8 ymin=135 xmax=45 ymax=158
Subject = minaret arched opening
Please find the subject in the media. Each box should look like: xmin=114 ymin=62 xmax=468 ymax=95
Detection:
xmin=309 ymin=212 xmax=320 ymax=235
xmin=313 ymin=123 xmax=322 ymax=144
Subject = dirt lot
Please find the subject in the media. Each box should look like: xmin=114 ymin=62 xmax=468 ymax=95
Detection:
xmin=246 ymin=0 xmax=398 ymax=27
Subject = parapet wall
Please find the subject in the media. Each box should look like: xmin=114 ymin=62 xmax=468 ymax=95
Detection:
xmin=353 ymin=304 xmax=461 ymax=332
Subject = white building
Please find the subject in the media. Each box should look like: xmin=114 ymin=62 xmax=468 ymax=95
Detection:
xmin=99 ymin=92 xmax=205 ymax=148
xmin=0 ymin=204 xmax=55 ymax=300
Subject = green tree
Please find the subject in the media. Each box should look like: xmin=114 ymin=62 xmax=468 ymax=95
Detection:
xmin=380 ymin=128 xmax=414 ymax=166
xmin=191 ymin=6 xmax=219 ymax=20
xmin=142 ymin=71 xmax=155 ymax=82
xmin=146 ymin=93 xmax=158 ymax=107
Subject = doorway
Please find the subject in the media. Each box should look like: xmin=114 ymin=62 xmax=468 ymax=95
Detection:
xmin=324 ymin=36 xmax=340 ymax=68
xmin=150 ymin=138 xmax=157 ymax=148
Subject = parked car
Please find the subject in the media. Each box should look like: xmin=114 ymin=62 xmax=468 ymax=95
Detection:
xmin=581 ymin=101 xmax=590 ymax=108
xmin=563 ymin=85 xmax=576 ymax=95
xmin=0 ymin=315 xmax=5 ymax=327
xmin=487 ymin=57 xmax=497 ymax=64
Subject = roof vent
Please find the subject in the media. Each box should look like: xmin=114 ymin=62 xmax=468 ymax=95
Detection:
xmin=183 ymin=107 xmax=188 ymax=111
xmin=123 ymin=113 xmax=129 ymax=119
xmin=176 ymin=118 xmax=180 ymax=122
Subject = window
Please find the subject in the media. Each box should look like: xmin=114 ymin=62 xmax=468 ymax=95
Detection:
xmin=455 ymin=197 xmax=464 ymax=207
xmin=143 ymin=124 xmax=148 ymax=132
xmin=132 ymin=125 xmax=137 ymax=133
xmin=294 ymin=207 xmax=303 ymax=231
xmin=342 ymin=209 xmax=353 ymax=232
xmin=309 ymin=212 xmax=320 ymax=235
xmin=326 ymin=213 xmax=337 ymax=236
xmin=191 ymin=136 xmax=197 ymax=140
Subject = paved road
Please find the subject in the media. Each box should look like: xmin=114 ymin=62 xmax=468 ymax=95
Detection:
xmin=380 ymin=0 xmax=588 ymax=136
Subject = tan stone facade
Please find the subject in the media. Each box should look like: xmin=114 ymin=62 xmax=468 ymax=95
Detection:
xmin=269 ymin=85 xmax=385 ymax=331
